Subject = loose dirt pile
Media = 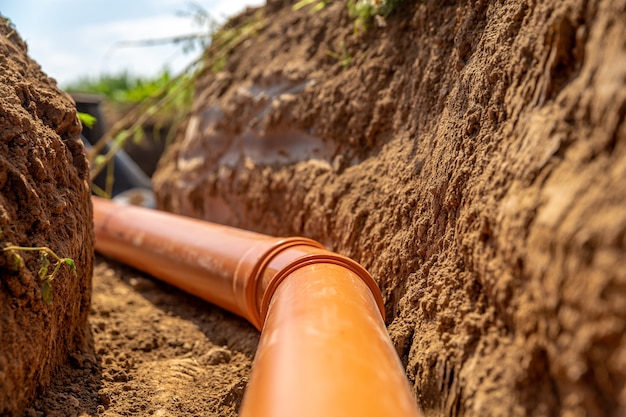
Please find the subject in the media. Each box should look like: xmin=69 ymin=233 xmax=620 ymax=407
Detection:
xmin=29 ymin=257 xmax=257 ymax=417
xmin=154 ymin=0 xmax=626 ymax=416
xmin=0 ymin=20 xmax=93 ymax=415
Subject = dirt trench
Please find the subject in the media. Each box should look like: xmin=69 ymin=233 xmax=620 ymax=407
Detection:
xmin=2 ymin=0 xmax=625 ymax=416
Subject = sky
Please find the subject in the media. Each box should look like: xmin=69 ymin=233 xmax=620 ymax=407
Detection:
xmin=0 ymin=0 xmax=263 ymax=87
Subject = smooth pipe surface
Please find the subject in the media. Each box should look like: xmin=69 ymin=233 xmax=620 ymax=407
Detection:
xmin=94 ymin=196 xmax=324 ymax=327
xmin=239 ymin=262 xmax=422 ymax=417
xmin=94 ymin=195 xmax=272 ymax=322
xmin=92 ymin=196 xmax=422 ymax=416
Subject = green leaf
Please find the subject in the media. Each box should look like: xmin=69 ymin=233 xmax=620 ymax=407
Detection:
xmin=64 ymin=258 xmax=76 ymax=273
xmin=42 ymin=281 xmax=53 ymax=304
xmin=10 ymin=252 xmax=24 ymax=271
xmin=77 ymin=112 xmax=98 ymax=129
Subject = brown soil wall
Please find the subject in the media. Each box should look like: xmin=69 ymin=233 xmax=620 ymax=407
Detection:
xmin=154 ymin=0 xmax=626 ymax=415
xmin=0 ymin=21 xmax=94 ymax=415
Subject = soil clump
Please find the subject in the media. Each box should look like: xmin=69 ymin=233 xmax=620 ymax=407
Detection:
xmin=0 ymin=20 xmax=93 ymax=415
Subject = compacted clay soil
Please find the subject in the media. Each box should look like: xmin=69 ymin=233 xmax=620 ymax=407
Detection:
xmin=5 ymin=0 xmax=626 ymax=416
xmin=0 ymin=19 xmax=93 ymax=416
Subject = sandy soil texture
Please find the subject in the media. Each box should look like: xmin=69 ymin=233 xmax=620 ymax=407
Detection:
xmin=154 ymin=0 xmax=626 ymax=415
xmin=28 ymin=257 xmax=257 ymax=417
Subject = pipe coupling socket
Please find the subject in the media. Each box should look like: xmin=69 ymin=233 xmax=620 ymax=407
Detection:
xmin=234 ymin=238 xmax=385 ymax=330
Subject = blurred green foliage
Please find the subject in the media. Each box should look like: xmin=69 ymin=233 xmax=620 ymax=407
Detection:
xmin=65 ymin=69 xmax=192 ymax=106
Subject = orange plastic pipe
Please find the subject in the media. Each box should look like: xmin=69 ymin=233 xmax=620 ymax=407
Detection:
xmin=92 ymin=196 xmax=422 ymax=417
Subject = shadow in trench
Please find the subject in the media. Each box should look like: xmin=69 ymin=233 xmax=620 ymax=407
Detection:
xmin=29 ymin=328 xmax=104 ymax=416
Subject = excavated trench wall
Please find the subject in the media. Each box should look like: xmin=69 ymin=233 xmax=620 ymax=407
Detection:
xmin=0 ymin=21 xmax=94 ymax=415
xmin=154 ymin=0 xmax=626 ymax=415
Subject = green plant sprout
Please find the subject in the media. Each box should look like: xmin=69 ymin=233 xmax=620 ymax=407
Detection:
xmin=2 ymin=17 xmax=16 ymax=39
xmin=290 ymin=0 xmax=404 ymax=32
xmin=326 ymin=41 xmax=352 ymax=68
xmin=3 ymin=246 xmax=76 ymax=304
xmin=77 ymin=111 xmax=98 ymax=129
xmin=348 ymin=0 xmax=402 ymax=32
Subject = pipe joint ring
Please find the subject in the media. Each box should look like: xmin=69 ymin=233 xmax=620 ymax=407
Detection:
xmin=258 ymin=249 xmax=386 ymax=329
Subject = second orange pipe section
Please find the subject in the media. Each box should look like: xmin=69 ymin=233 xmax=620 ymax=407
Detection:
xmin=92 ymin=196 xmax=422 ymax=417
